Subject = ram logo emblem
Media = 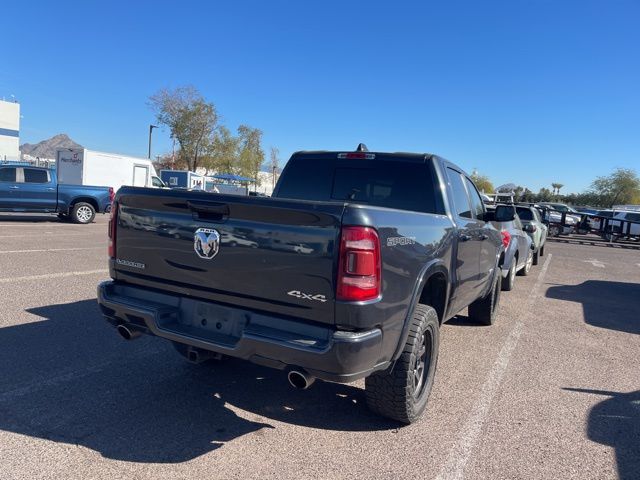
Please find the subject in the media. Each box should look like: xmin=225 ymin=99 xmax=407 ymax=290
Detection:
xmin=194 ymin=228 xmax=221 ymax=259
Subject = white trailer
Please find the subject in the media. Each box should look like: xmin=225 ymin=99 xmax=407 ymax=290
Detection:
xmin=56 ymin=148 xmax=161 ymax=192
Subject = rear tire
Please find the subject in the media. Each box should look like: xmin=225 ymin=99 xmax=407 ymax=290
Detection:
xmin=518 ymin=250 xmax=533 ymax=276
xmin=71 ymin=202 xmax=96 ymax=224
xmin=501 ymin=261 xmax=516 ymax=291
xmin=532 ymin=249 xmax=539 ymax=266
xmin=468 ymin=270 xmax=501 ymax=326
xmin=365 ymin=304 xmax=439 ymax=424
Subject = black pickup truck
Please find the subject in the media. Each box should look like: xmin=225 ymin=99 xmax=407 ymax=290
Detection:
xmin=97 ymin=146 xmax=506 ymax=423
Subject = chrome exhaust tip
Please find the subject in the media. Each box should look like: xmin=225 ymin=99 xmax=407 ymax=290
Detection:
xmin=287 ymin=370 xmax=316 ymax=390
xmin=116 ymin=324 xmax=142 ymax=341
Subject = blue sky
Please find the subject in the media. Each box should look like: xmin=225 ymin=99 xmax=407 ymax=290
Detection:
xmin=2 ymin=1 xmax=638 ymax=193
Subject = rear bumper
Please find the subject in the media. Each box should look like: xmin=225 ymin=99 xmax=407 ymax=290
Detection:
xmin=97 ymin=281 xmax=386 ymax=383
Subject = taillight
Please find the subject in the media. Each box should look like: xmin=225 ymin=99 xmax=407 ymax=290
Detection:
xmin=336 ymin=226 xmax=381 ymax=302
xmin=501 ymin=230 xmax=511 ymax=249
xmin=108 ymin=187 xmax=115 ymax=203
xmin=108 ymin=202 xmax=118 ymax=258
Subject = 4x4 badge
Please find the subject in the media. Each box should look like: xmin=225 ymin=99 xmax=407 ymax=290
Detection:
xmin=287 ymin=290 xmax=327 ymax=303
xmin=194 ymin=228 xmax=220 ymax=259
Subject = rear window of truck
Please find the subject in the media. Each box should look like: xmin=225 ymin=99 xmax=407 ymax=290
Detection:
xmin=277 ymin=159 xmax=439 ymax=214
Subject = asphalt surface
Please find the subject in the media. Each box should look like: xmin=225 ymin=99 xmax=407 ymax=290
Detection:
xmin=0 ymin=213 xmax=638 ymax=480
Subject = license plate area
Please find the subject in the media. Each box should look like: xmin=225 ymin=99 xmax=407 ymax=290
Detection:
xmin=159 ymin=300 xmax=249 ymax=346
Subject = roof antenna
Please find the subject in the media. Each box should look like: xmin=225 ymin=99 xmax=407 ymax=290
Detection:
xmin=356 ymin=143 xmax=369 ymax=152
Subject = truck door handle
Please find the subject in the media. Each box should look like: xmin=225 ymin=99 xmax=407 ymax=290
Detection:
xmin=459 ymin=234 xmax=471 ymax=242
xmin=46 ymin=187 xmax=55 ymax=191
xmin=187 ymin=201 xmax=230 ymax=221
xmin=9 ymin=186 xmax=19 ymax=190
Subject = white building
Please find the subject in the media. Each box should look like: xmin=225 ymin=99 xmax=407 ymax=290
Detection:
xmin=0 ymin=99 xmax=20 ymax=161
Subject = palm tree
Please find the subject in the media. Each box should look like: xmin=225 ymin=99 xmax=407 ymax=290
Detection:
xmin=551 ymin=183 xmax=564 ymax=200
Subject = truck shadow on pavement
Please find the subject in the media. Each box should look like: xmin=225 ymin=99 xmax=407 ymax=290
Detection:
xmin=546 ymin=281 xmax=640 ymax=335
xmin=0 ymin=299 xmax=396 ymax=464
xmin=0 ymin=214 xmax=62 ymax=223
xmin=564 ymin=388 xmax=640 ymax=480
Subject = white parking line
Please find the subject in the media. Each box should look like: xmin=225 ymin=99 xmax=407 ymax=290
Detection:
xmin=0 ymin=247 xmax=103 ymax=254
xmin=435 ymin=254 xmax=553 ymax=480
xmin=0 ymin=269 xmax=108 ymax=284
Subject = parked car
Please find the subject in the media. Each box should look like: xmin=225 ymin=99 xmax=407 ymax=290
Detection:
xmin=516 ymin=205 xmax=548 ymax=265
xmin=538 ymin=202 xmax=581 ymax=236
xmin=587 ymin=210 xmax=615 ymax=231
xmin=604 ymin=211 xmax=640 ymax=241
xmin=0 ymin=165 xmax=112 ymax=223
xmin=220 ymin=232 xmax=258 ymax=248
xmin=489 ymin=204 xmax=534 ymax=291
xmin=97 ymin=146 xmax=506 ymax=424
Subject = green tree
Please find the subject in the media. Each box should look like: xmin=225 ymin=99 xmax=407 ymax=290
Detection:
xmin=470 ymin=172 xmax=494 ymax=193
xmin=237 ymin=125 xmax=265 ymax=188
xmin=589 ymin=168 xmax=640 ymax=207
xmin=148 ymin=86 xmax=218 ymax=171
xmin=520 ymin=188 xmax=535 ymax=203
xmin=203 ymin=125 xmax=240 ymax=174
xmin=537 ymin=187 xmax=553 ymax=202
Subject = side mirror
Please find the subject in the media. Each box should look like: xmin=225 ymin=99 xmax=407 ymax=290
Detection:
xmin=495 ymin=205 xmax=516 ymax=222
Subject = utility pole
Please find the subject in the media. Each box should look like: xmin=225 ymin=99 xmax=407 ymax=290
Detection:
xmin=148 ymin=125 xmax=158 ymax=159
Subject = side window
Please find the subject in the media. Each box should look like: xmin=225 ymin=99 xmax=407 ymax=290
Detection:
xmin=514 ymin=216 xmax=524 ymax=230
xmin=23 ymin=169 xmax=49 ymax=183
xmin=533 ymin=209 xmax=542 ymax=223
xmin=0 ymin=167 xmax=17 ymax=182
xmin=447 ymin=168 xmax=472 ymax=218
xmin=464 ymin=177 xmax=485 ymax=220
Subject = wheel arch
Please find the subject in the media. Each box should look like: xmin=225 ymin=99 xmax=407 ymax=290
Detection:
xmin=70 ymin=197 xmax=99 ymax=212
xmin=391 ymin=259 xmax=450 ymax=362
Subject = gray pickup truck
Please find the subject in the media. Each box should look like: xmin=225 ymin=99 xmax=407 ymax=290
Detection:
xmin=97 ymin=146 xmax=508 ymax=423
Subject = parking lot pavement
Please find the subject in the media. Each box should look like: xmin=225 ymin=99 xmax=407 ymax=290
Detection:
xmin=0 ymin=218 xmax=638 ymax=480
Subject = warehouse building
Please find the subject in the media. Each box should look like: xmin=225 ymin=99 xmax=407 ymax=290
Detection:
xmin=0 ymin=99 xmax=20 ymax=161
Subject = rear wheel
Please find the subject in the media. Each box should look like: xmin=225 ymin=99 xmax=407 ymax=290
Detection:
xmin=549 ymin=225 xmax=561 ymax=237
xmin=365 ymin=304 xmax=439 ymax=424
xmin=468 ymin=269 xmax=501 ymax=325
xmin=71 ymin=202 xmax=96 ymax=224
xmin=532 ymin=249 xmax=540 ymax=266
xmin=518 ymin=250 xmax=533 ymax=276
xmin=501 ymin=261 xmax=516 ymax=291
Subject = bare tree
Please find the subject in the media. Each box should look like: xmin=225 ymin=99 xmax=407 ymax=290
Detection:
xmin=269 ymin=147 xmax=280 ymax=189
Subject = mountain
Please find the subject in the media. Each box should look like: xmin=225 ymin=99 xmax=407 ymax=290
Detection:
xmin=20 ymin=134 xmax=83 ymax=160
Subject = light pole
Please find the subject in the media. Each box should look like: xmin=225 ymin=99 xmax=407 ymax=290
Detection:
xmin=148 ymin=125 xmax=158 ymax=159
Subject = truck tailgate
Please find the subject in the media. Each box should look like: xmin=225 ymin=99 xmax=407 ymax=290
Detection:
xmin=112 ymin=188 xmax=344 ymax=325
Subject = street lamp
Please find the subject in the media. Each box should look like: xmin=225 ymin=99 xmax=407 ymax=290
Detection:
xmin=148 ymin=124 xmax=158 ymax=159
